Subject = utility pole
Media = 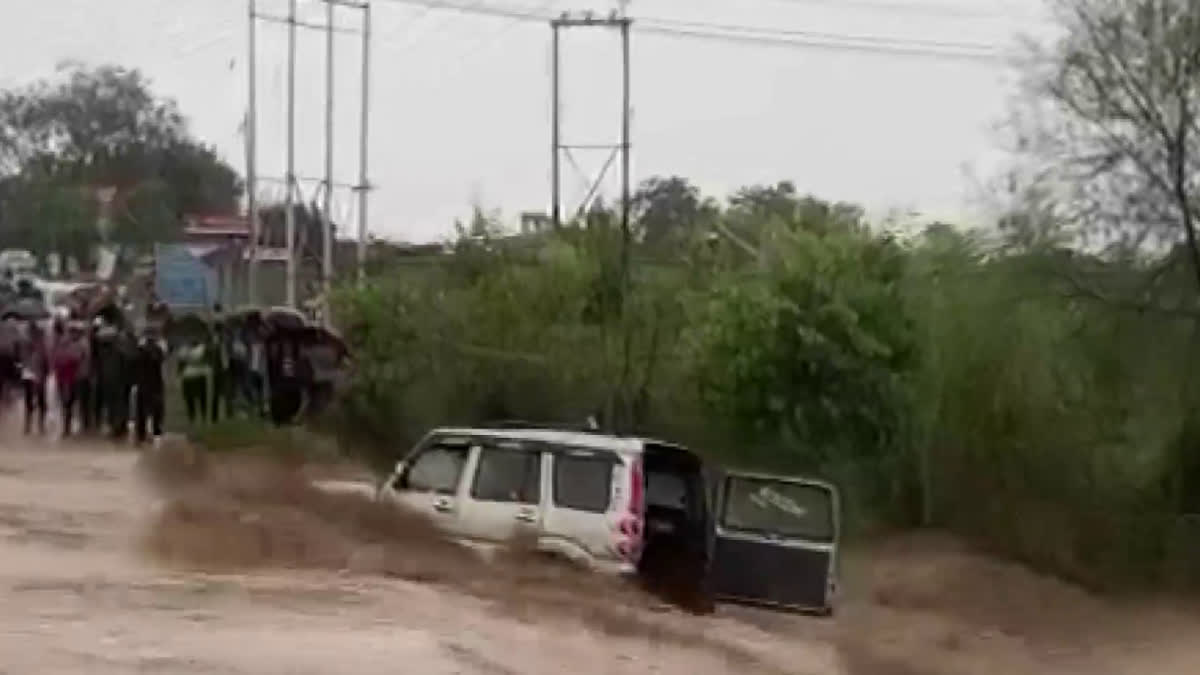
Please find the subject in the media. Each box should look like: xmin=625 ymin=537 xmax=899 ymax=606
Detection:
xmin=285 ymin=0 xmax=298 ymax=309
xmin=322 ymin=0 xmax=336 ymax=314
xmin=356 ymin=2 xmax=372 ymax=285
xmin=246 ymin=0 xmax=259 ymax=306
xmin=550 ymin=25 xmax=561 ymax=228
xmin=549 ymin=10 xmax=634 ymax=430
xmin=619 ymin=15 xmax=631 ymax=292
xmin=548 ymin=11 xmax=633 ymax=237
xmin=249 ymin=0 xmax=370 ymax=301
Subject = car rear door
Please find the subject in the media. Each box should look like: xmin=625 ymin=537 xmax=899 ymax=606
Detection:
xmin=708 ymin=472 xmax=839 ymax=614
xmin=539 ymin=446 xmax=626 ymax=568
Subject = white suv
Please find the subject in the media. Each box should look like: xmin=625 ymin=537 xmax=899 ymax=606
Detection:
xmin=381 ymin=426 xmax=681 ymax=573
xmin=379 ymin=424 xmax=842 ymax=615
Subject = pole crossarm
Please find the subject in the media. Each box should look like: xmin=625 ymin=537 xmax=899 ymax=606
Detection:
xmin=551 ymin=12 xmax=632 ymax=28
xmin=259 ymin=175 xmax=361 ymax=190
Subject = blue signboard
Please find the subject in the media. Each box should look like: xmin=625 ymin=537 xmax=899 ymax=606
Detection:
xmin=155 ymin=244 xmax=216 ymax=308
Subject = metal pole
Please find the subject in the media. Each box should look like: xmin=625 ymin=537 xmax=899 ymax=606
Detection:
xmin=619 ymin=19 xmax=631 ymax=283
xmin=356 ymin=2 xmax=371 ymax=284
xmin=285 ymin=0 xmax=297 ymax=308
xmin=550 ymin=22 xmax=561 ymax=229
xmin=246 ymin=0 xmax=259 ymax=306
xmin=322 ymin=0 xmax=335 ymax=312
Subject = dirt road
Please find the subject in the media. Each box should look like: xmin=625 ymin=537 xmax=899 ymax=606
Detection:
xmin=2 ymin=424 xmax=1200 ymax=674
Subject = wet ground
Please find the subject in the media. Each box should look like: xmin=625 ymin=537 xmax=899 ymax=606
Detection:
xmin=2 ymin=413 xmax=1200 ymax=674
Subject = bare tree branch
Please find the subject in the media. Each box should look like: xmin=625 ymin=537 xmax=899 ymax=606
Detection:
xmin=1023 ymin=0 xmax=1200 ymax=298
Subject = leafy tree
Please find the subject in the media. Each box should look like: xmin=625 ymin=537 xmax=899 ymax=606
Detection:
xmin=1012 ymin=0 xmax=1200 ymax=523
xmin=687 ymin=227 xmax=917 ymax=519
xmin=728 ymin=180 xmax=801 ymax=223
xmin=0 ymin=63 xmax=242 ymax=258
xmin=0 ymin=173 xmax=96 ymax=264
xmin=632 ymin=175 xmax=718 ymax=248
xmin=115 ymin=178 xmax=176 ymax=247
xmin=718 ymin=183 xmax=868 ymax=267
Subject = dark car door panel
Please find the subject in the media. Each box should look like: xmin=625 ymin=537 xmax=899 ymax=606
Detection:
xmin=708 ymin=472 xmax=839 ymax=614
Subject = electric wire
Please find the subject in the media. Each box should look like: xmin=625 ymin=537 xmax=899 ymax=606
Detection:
xmin=746 ymin=0 xmax=1018 ymax=20
xmin=368 ymin=0 xmax=1009 ymax=61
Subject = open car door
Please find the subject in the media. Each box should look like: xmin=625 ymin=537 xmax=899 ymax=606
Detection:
xmin=708 ymin=471 xmax=839 ymax=615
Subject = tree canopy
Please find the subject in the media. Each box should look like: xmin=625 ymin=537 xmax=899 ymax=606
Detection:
xmin=0 ymin=64 xmax=242 ymax=265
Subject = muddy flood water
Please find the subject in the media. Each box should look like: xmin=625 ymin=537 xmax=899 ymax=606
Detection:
xmin=3 ymin=418 xmax=1200 ymax=674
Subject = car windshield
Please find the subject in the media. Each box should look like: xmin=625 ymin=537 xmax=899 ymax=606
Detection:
xmin=721 ymin=476 xmax=835 ymax=543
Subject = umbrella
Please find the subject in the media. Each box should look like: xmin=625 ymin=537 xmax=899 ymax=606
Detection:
xmin=166 ymin=313 xmax=210 ymax=345
xmin=228 ymin=306 xmax=263 ymax=324
xmin=264 ymin=306 xmax=307 ymax=332
xmin=2 ymin=297 xmax=50 ymax=321
xmin=225 ymin=306 xmax=265 ymax=335
xmin=299 ymin=325 xmax=349 ymax=357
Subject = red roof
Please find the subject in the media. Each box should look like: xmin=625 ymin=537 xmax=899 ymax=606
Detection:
xmin=184 ymin=213 xmax=251 ymax=238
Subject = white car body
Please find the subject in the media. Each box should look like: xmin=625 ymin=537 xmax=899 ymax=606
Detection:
xmin=0 ymin=249 xmax=36 ymax=277
xmin=379 ymin=427 xmax=659 ymax=574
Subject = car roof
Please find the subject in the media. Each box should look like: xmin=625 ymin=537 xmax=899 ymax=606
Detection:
xmin=429 ymin=426 xmax=681 ymax=455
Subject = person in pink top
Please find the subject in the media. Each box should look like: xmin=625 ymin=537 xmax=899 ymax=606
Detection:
xmin=52 ymin=320 xmax=88 ymax=437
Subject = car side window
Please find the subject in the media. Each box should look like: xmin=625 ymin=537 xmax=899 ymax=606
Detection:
xmin=471 ymin=446 xmax=541 ymax=504
xmin=404 ymin=444 xmax=469 ymax=495
xmin=552 ymin=451 xmax=616 ymax=513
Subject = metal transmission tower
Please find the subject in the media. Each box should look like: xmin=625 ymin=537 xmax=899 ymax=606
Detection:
xmin=246 ymin=0 xmax=373 ymax=311
xmin=549 ymin=9 xmax=633 ymax=247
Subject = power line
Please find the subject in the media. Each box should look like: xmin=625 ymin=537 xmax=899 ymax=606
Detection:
xmin=370 ymin=0 xmax=1009 ymax=61
xmin=410 ymin=1 xmax=557 ymax=79
xmin=637 ymin=24 xmax=1002 ymax=61
xmin=374 ymin=0 xmax=548 ymax=23
xmin=749 ymin=0 xmax=1019 ymax=20
xmin=636 ymin=15 xmax=999 ymax=53
xmin=152 ymin=23 xmax=242 ymax=68
xmin=375 ymin=3 xmax=460 ymax=52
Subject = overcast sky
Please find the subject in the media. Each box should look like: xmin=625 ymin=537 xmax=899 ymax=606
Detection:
xmin=0 ymin=0 xmax=1052 ymax=243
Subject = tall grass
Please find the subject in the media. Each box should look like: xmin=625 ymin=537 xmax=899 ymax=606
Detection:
xmin=906 ymin=241 xmax=1200 ymax=589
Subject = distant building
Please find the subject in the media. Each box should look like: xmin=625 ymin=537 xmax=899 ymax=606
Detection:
xmin=520 ymin=211 xmax=552 ymax=234
xmin=175 ymin=214 xmax=250 ymax=309
xmin=180 ymin=212 xmax=373 ymax=308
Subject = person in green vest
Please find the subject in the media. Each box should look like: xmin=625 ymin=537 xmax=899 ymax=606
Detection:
xmin=177 ymin=337 xmax=212 ymax=425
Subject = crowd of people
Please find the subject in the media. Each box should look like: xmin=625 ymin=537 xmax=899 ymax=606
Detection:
xmin=0 ymin=296 xmax=342 ymax=442
xmin=0 ymin=313 xmax=167 ymax=443
xmin=172 ymin=303 xmax=273 ymax=426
